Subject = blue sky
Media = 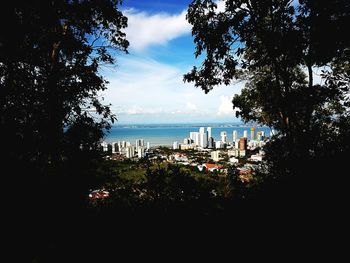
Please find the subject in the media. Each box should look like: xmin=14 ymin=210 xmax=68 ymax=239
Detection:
xmin=101 ymin=0 xmax=243 ymax=124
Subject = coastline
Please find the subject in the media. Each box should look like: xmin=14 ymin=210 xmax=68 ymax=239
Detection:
xmin=104 ymin=123 xmax=271 ymax=146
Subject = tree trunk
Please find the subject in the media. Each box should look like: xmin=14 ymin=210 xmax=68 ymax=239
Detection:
xmin=307 ymin=63 xmax=313 ymax=88
xmin=47 ymin=24 xmax=68 ymax=173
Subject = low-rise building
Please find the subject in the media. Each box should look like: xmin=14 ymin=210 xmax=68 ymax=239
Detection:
xmin=239 ymin=150 xmax=246 ymax=157
xmin=229 ymin=157 xmax=239 ymax=164
xmin=174 ymin=154 xmax=188 ymax=162
xmin=228 ymin=149 xmax=240 ymax=157
xmin=211 ymin=150 xmax=221 ymax=162
xmin=180 ymin=144 xmax=194 ymax=150
xmin=249 ymin=154 xmax=263 ymax=162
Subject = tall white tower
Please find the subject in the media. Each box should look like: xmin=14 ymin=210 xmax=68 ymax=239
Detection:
xmin=137 ymin=147 xmax=145 ymax=158
xmin=135 ymin=139 xmax=142 ymax=148
xmin=191 ymin=132 xmax=200 ymax=146
xmin=199 ymin=132 xmax=208 ymax=148
xmin=112 ymin=142 xmax=117 ymax=153
xmin=220 ymin=131 xmax=227 ymax=143
xmin=173 ymin=141 xmax=179 ymax=150
xmin=207 ymin=127 xmax=212 ymax=139
xmin=190 ymin=132 xmax=197 ymax=144
xmin=250 ymin=127 xmax=256 ymax=141
xmin=233 ymin=130 xmax=238 ymax=141
xmin=126 ymin=146 xmax=135 ymax=158
xmin=243 ymin=130 xmax=248 ymax=138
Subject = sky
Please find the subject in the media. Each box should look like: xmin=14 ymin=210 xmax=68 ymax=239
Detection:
xmin=101 ymin=0 xmax=243 ymax=124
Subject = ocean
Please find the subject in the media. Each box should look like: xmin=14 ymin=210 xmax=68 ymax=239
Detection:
xmin=104 ymin=123 xmax=272 ymax=146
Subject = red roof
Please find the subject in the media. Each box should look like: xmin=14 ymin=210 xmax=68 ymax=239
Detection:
xmin=89 ymin=190 xmax=109 ymax=200
xmin=204 ymin=163 xmax=224 ymax=169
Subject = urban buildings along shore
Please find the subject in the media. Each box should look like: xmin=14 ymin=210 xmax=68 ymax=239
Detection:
xmin=100 ymin=126 xmax=274 ymax=164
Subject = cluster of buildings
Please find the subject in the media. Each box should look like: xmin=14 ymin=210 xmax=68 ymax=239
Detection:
xmin=173 ymin=126 xmax=269 ymax=151
xmin=172 ymin=126 xmax=269 ymax=164
xmin=100 ymin=139 xmax=151 ymax=159
xmin=99 ymin=126 xmax=272 ymax=165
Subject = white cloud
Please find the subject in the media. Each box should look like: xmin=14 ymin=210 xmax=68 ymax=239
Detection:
xmin=124 ymin=9 xmax=191 ymax=52
xmin=217 ymin=95 xmax=237 ymax=116
xmin=122 ymin=1 xmax=227 ymax=52
xmin=185 ymin=102 xmax=198 ymax=111
xmin=114 ymin=105 xmax=165 ymax=115
xmin=101 ymin=55 xmax=244 ymax=123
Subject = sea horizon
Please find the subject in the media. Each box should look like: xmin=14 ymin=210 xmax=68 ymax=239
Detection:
xmin=105 ymin=122 xmax=272 ymax=146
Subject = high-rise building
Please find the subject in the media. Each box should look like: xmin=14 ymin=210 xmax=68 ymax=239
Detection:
xmin=233 ymin=130 xmax=238 ymax=141
xmin=199 ymin=127 xmax=205 ymax=133
xmin=112 ymin=142 xmax=118 ymax=153
xmin=199 ymin=132 xmax=208 ymax=148
xmin=234 ymin=140 xmax=239 ymax=149
xmin=135 ymin=139 xmax=144 ymax=148
xmin=118 ymin=141 xmax=124 ymax=152
xmin=260 ymin=131 xmax=265 ymax=141
xmin=239 ymin=137 xmax=247 ymax=150
xmin=208 ymin=137 xmax=214 ymax=148
xmin=257 ymin=132 xmax=261 ymax=141
xmin=146 ymin=142 xmax=150 ymax=150
xmin=220 ymin=131 xmax=227 ymax=143
xmin=207 ymin=127 xmax=212 ymax=138
xmin=243 ymin=130 xmax=248 ymax=138
xmin=257 ymin=131 xmax=265 ymax=141
xmin=173 ymin=141 xmax=179 ymax=150
xmin=195 ymin=132 xmax=200 ymax=146
xmin=215 ymin=141 xmax=222 ymax=149
xmin=184 ymin=138 xmax=191 ymax=145
xmin=137 ymin=147 xmax=145 ymax=158
xmin=250 ymin=127 xmax=256 ymax=141
xmin=100 ymin=141 xmax=108 ymax=152
xmin=190 ymin=132 xmax=196 ymax=142
xmin=126 ymin=146 xmax=135 ymax=158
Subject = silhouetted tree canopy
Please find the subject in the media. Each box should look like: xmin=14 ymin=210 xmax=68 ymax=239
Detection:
xmin=184 ymin=0 xmax=350 ymax=201
xmin=1 ymin=0 xmax=128 ymax=190
xmin=1 ymin=1 xmax=128 ymax=260
xmin=93 ymin=163 xmax=245 ymax=216
xmin=1 ymin=0 xmax=128 ymax=168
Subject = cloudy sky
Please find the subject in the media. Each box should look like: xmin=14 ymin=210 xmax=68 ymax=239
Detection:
xmin=101 ymin=0 xmax=243 ymax=124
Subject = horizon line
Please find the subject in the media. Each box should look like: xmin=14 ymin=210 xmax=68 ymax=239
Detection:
xmin=113 ymin=121 xmax=244 ymax=125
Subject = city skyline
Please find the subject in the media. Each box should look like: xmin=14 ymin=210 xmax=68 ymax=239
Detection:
xmin=101 ymin=0 xmax=243 ymax=124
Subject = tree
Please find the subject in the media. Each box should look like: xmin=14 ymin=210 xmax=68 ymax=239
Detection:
xmin=184 ymin=0 xmax=350 ymax=200
xmin=1 ymin=1 xmax=128 ymax=260
xmin=1 ymin=0 xmax=128 ymax=189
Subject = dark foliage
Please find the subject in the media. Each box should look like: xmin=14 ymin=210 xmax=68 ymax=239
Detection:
xmin=92 ymin=163 xmax=247 ymax=216
xmin=0 ymin=1 xmax=128 ymax=261
xmin=184 ymin=0 xmax=350 ymax=207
